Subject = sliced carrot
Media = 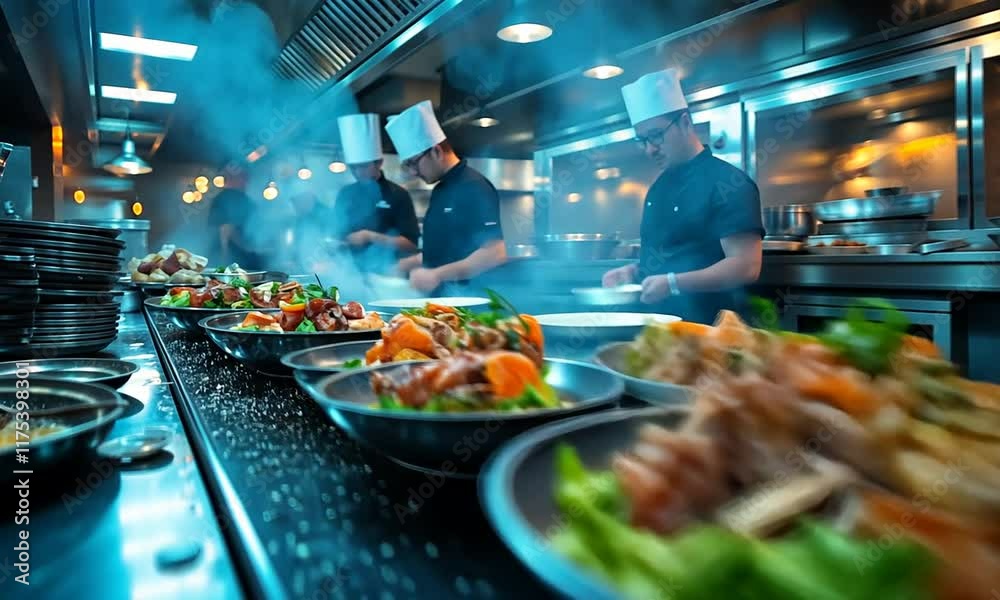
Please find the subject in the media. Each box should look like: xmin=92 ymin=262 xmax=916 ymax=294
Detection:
xmin=902 ymin=335 xmax=941 ymax=359
xmin=484 ymin=351 xmax=543 ymax=399
xmin=279 ymin=301 xmax=306 ymax=313
xmin=666 ymin=321 xmax=713 ymax=338
xmin=788 ymin=367 xmax=880 ymax=417
xmin=425 ymin=303 xmax=457 ymax=315
xmin=240 ymin=311 xmax=277 ymax=328
xmin=365 ymin=342 xmax=384 ymax=365
xmin=387 ymin=318 xmax=436 ymax=356
xmin=516 ymin=314 xmax=544 ymax=351
xmin=393 ymin=348 xmax=431 ymax=361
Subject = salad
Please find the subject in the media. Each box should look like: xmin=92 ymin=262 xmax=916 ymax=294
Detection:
xmin=231 ymin=284 xmax=383 ymax=333
xmin=547 ymin=303 xmax=1000 ymax=599
xmin=162 ymin=280 xmax=339 ymax=310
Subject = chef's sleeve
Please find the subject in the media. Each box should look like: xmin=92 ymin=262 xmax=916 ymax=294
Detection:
xmin=468 ymin=180 xmax=504 ymax=248
xmin=710 ymin=169 xmax=765 ymax=240
xmin=390 ymin=186 xmax=420 ymax=246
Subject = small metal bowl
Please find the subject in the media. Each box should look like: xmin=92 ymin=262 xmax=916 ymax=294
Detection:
xmin=295 ymin=359 xmax=624 ymax=478
xmin=480 ymin=407 xmax=689 ymax=600
xmin=279 ymin=340 xmax=425 ymax=387
xmin=200 ymin=312 xmax=382 ymax=377
xmin=593 ymin=342 xmax=691 ymax=406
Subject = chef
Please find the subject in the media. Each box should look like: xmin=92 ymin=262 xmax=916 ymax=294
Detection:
xmin=602 ymin=68 xmax=764 ymax=324
xmin=385 ymin=100 xmax=506 ymax=293
xmin=332 ymin=113 xmax=420 ymax=265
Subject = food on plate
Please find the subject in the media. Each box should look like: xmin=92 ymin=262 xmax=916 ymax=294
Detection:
xmin=364 ymin=292 xmax=544 ymax=366
xmin=549 ymin=302 xmax=1000 ymax=599
xmin=161 ymin=279 xmax=318 ymax=310
xmin=128 ymin=246 xmax=209 ymax=284
xmin=230 ymin=284 xmax=383 ymax=333
xmin=0 ymin=422 xmax=65 ymax=448
xmin=372 ymin=350 xmax=561 ymax=412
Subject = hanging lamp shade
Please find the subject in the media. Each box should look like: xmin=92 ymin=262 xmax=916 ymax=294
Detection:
xmin=104 ymin=136 xmax=152 ymax=176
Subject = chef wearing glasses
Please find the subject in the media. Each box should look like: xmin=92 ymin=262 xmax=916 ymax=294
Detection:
xmin=602 ymin=68 xmax=763 ymax=324
xmin=385 ymin=100 xmax=506 ymax=293
xmin=332 ymin=113 xmax=420 ymax=263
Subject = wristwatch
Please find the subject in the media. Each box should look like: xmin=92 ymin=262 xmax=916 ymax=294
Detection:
xmin=666 ymin=272 xmax=681 ymax=296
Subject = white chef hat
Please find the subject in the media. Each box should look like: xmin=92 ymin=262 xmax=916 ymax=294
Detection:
xmin=621 ymin=68 xmax=688 ymax=127
xmin=384 ymin=100 xmax=446 ymax=160
xmin=338 ymin=113 xmax=383 ymax=165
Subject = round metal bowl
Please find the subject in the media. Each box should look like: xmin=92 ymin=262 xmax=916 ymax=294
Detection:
xmin=144 ymin=297 xmax=248 ymax=331
xmin=0 ymin=359 xmax=138 ymax=389
xmin=539 ymin=234 xmax=621 ymax=261
xmin=199 ymin=312 xmax=382 ymax=377
xmin=570 ymin=284 xmax=642 ymax=306
xmin=762 ymin=205 xmax=815 ymax=238
xmin=480 ymin=407 xmax=689 ymax=600
xmin=0 ymin=378 xmax=127 ymax=480
xmin=535 ymin=313 xmax=681 ymax=358
xmin=295 ymin=358 xmax=625 ymax=478
xmin=593 ymin=342 xmax=692 ymax=406
xmin=280 ymin=340 xmax=392 ymax=387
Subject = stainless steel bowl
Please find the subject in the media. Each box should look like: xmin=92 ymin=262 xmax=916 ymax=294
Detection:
xmin=295 ymin=359 xmax=624 ymax=478
xmin=570 ymin=285 xmax=642 ymax=306
xmin=813 ymin=191 xmax=940 ymax=222
xmin=0 ymin=359 xmax=138 ymax=388
xmin=539 ymin=234 xmax=620 ymax=261
xmin=507 ymin=244 xmax=539 ymax=259
xmin=199 ymin=311 xmax=382 ymax=377
xmin=593 ymin=342 xmax=692 ymax=406
xmin=763 ymin=205 xmax=815 ymax=238
xmin=144 ymin=297 xmax=246 ymax=331
xmin=480 ymin=407 xmax=689 ymax=600
xmin=280 ymin=340 xmax=401 ymax=387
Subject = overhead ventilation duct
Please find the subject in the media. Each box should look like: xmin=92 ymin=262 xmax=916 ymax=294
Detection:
xmin=274 ymin=0 xmax=441 ymax=89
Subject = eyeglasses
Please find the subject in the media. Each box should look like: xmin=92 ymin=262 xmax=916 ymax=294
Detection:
xmin=402 ymin=148 xmax=432 ymax=172
xmin=634 ymin=114 xmax=682 ymax=150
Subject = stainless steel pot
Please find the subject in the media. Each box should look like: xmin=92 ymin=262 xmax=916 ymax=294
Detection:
xmin=763 ymin=205 xmax=815 ymax=238
xmin=68 ymin=218 xmax=149 ymax=261
xmin=539 ymin=234 xmax=620 ymax=261
xmin=507 ymin=244 xmax=539 ymax=259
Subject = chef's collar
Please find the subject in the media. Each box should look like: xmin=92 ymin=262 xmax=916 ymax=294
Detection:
xmin=663 ymin=145 xmax=712 ymax=178
xmin=437 ymin=158 xmax=467 ymax=186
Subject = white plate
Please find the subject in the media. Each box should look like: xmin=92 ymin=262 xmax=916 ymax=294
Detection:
xmin=368 ymin=297 xmax=491 ymax=311
xmin=535 ymin=312 xmax=680 ymax=328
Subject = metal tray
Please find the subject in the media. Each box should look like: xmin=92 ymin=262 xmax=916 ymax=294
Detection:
xmin=0 ymin=219 xmax=121 ymax=239
xmin=806 ymin=245 xmax=870 ymax=255
xmin=917 ymin=239 xmax=969 ymax=254
xmin=808 ymin=231 xmax=929 ymax=246
xmin=0 ymin=359 xmax=138 ymax=388
xmin=570 ymin=284 xmax=642 ymax=306
xmin=0 ymin=223 xmax=125 ymax=246
xmin=12 ymin=237 xmax=124 ymax=257
xmin=813 ymin=190 xmax=941 ymax=222
xmin=818 ymin=218 xmax=928 ymax=236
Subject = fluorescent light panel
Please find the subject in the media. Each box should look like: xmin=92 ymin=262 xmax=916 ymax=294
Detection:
xmin=101 ymin=85 xmax=177 ymax=105
xmin=99 ymin=33 xmax=198 ymax=61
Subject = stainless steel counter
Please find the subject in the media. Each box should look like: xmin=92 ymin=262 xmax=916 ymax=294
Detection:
xmin=0 ymin=313 xmax=242 ymax=598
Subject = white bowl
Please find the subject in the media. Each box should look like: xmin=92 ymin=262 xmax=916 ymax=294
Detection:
xmin=368 ymin=297 xmax=491 ymax=312
xmin=534 ymin=312 xmax=680 ymax=347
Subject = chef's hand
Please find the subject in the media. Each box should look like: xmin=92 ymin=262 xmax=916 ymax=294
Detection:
xmin=640 ymin=275 xmax=672 ymax=304
xmin=602 ymin=263 xmax=637 ymax=288
xmin=346 ymin=230 xmax=375 ymax=247
xmin=409 ymin=268 xmax=441 ymax=293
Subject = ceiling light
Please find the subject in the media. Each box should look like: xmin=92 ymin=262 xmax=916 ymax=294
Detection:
xmin=328 ymin=162 xmax=347 ymax=173
xmin=101 ymin=85 xmax=177 ymax=105
xmin=471 ymin=117 xmax=500 ymax=128
xmin=73 ymin=189 xmax=86 ymax=203
xmin=594 ymin=167 xmax=621 ymax=180
xmin=583 ymin=64 xmax=624 ymax=80
xmin=192 ymin=191 xmax=203 ymax=202
xmin=868 ymin=108 xmax=888 ymax=121
xmin=194 ymin=176 xmax=209 ymax=188
xmin=103 ymin=135 xmax=152 ymax=176
xmin=213 ymin=176 xmax=225 ymax=188
xmin=196 ymin=182 xmax=209 ymax=194
xmin=132 ymin=202 xmax=143 ymax=216
xmin=263 ymin=182 xmax=279 ymax=201
xmin=497 ymin=1 xmax=552 ymax=44
xmin=298 ymin=168 xmax=313 ymax=180
xmin=99 ymin=33 xmax=198 ymax=61
xmin=567 ymin=192 xmax=582 ymax=203
xmin=182 ymin=191 xmax=195 ymax=204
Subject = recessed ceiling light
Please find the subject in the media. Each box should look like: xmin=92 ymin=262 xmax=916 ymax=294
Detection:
xmin=497 ymin=23 xmax=552 ymax=43
xmin=328 ymin=162 xmax=347 ymax=173
xmin=471 ymin=117 xmax=500 ymax=128
xmin=583 ymin=64 xmax=624 ymax=80
xmin=101 ymin=85 xmax=177 ymax=105
xmin=567 ymin=193 xmax=582 ymax=203
xmin=99 ymin=33 xmax=198 ymax=61
xmin=594 ymin=167 xmax=621 ymax=180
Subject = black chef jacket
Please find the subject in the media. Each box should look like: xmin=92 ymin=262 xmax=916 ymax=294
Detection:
xmin=422 ymin=160 xmax=503 ymax=269
xmin=638 ymin=147 xmax=764 ymax=325
xmin=332 ymin=173 xmax=420 ymax=246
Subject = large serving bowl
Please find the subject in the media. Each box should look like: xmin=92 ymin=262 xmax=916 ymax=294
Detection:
xmin=295 ymin=358 xmax=625 ymax=478
xmin=199 ymin=312 xmax=382 ymax=376
xmin=144 ymin=297 xmax=248 ymax=331
xmin=280 ymin=340 xmax=419 ymax=387
xmin=593 ymin=342 xmax=691 ymax=406
xmin=536 ymin=312 xmax=680 ymax=359
xmin=480 ymin=407 xmax=688 ymax=600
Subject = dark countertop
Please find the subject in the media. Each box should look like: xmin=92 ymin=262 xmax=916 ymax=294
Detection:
xmin=0 ymin=312 xmax=242 ymax=598
xmin=145 ymin=309 xmax=558 ymax=600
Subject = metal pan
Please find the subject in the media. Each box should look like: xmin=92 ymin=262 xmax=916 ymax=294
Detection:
xmin=0 ymin=219 xmax=121 ymax=239
xmin=33 ymin=255 xmax=119 ymax=271
xmin=143 ymin=296 xmax=246 ymax=331
xmin=593 ymin=342 xmax=692 ymax=406
xmin=571 ymin=284 xmax=642 ymax=306
xmin=806 ymin=245 xmax=870 ymax=255
xmin=917 ymin=239 xmax=969 ymax=254
xmin=35 ymin=303 xmax=121 ymax=313
xmin=37 ymin=289 xmax=124 ymax=299
xmin=0 ymin=359 xmax=138 ymax=388
xmin=817 ymin=218 xmax=927 ymax=236
xmin=200 ymin=311 xmax=383 ymax=376
xmin=5 ymin=336 xmax=118 ymax=358
xmin=31 ymin=330 xmax=120 ymax=343
xmin=480 ymin=407 xmax=690 ymax=600
xmin=0 ymin=378 xmax=126 ymax=478
xmin=32 ymin=248 xmax=122 ymax=267
xmin=36 ymin=265 xmax=123 ymax=285
xmin=296 ymin=358 xmax=624 ymax=478
xmin=9 ymin=237 xmax=124 ymax=257
xmin=813 ymin=190 xmax=941 ymax=222
xmin=0 ymin=223 xmax=124 ymax=246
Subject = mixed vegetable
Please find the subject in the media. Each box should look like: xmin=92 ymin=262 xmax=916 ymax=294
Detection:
xmin=229 ymin=283 xmax=383 ymax=333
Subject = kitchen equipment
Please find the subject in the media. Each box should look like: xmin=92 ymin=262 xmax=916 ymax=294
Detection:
xmin=812 ymin=190 xmax=941 ymax=222
xmin=865 ymin=187 xmax=908 ymax=197
xmin=870 ymin=244 xmax=917 ymax=255
xmin=806 ymin=245 xmax=870 ymax=255
xmin=817 ymin=218 xmax=928 ymax=236
xmin=507 ymin=244 xmax=539 ymax=259
xmin=145 ymin=296 xmax=249 ymax=331
xmin=68 ymin=218 xmax=149 ymax=261
xmin=0 ymin=378 xmax=126 ymax=478
xmin=535 ymin=313 xmax=681 ymax=346
xmin=368 ymin=297 xmax=490 ymax=313
xmin=0 ymin=359 xmax=138 ymax=389
xmin=280 ymin=340 xmax=427 ymax=387
xmin=808 ymin=231 xmax=929 ymax=246
xmin=593 ymin=342 xmax=692 ymax=406
xmin=480 ymin=407 xmax=689 ymax=600
xmin=538 ymin=234 xmax=620 ymax=261
xmin=294 ymin=358 xmax=624 ymax=478
xmin=762 ymin=205 xmax=815 ymax=238
xmin=97 ymin=427 xmax=173 ymax=462
xmin=570 ymin=284 xmax=642 ymax=306
xmin=199 ymin=311 xmax=382 ymax=377
xmin=917 ymin=239 xmax=969 ymax=254
xmin=762 ymin=239 xmax=804 ymax=253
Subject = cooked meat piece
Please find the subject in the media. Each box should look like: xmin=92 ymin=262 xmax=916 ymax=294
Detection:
xmin=435 ymin=313 xmax=462 ymax=330
xmin=466 ymin=325 xmax=506 ymax=350
xmin=221 ymin=287 xmax=242 ymax=305
xmin=137 ymin=261 xmax=159 ymax=274
xmin=160 ymin=252 xmax=182 ymax=275
xmin=305 ymin=299 xmax=338 ymax=318
xmin=307 ymin=299 xmax=347 ymax=331
xmin=280 ymin=311 xmax=305 ymax=331
xmin=429 ymin=321 xmax=455 ymax=348
xmin=250 ymin=288 xmax=278 ymax=308
xmin=168 ymin=286 xmax=198 ymax=296
xmin=169 ymin=269 xmax=205 ymax=284
xmin=518 ymin=341 xmax=543 ymax=368
xmin=278 ymin=281 xmax=302 ymax=294
xmin=342 ymin=301 xmax=364 ymax=320
xmin=374 ymin=352 xmax=487 ymax=408
xmin=190 ymin=290 xmax=214 ymax=308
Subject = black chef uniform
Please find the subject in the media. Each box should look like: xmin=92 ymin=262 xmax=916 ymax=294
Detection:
xmin=332 ymin=172 xmax=420 ymax=270
xmin=421 ymin=159 xmax=503 ymax=279
xmin=638 ymin=147 xmax=764 ymax=324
